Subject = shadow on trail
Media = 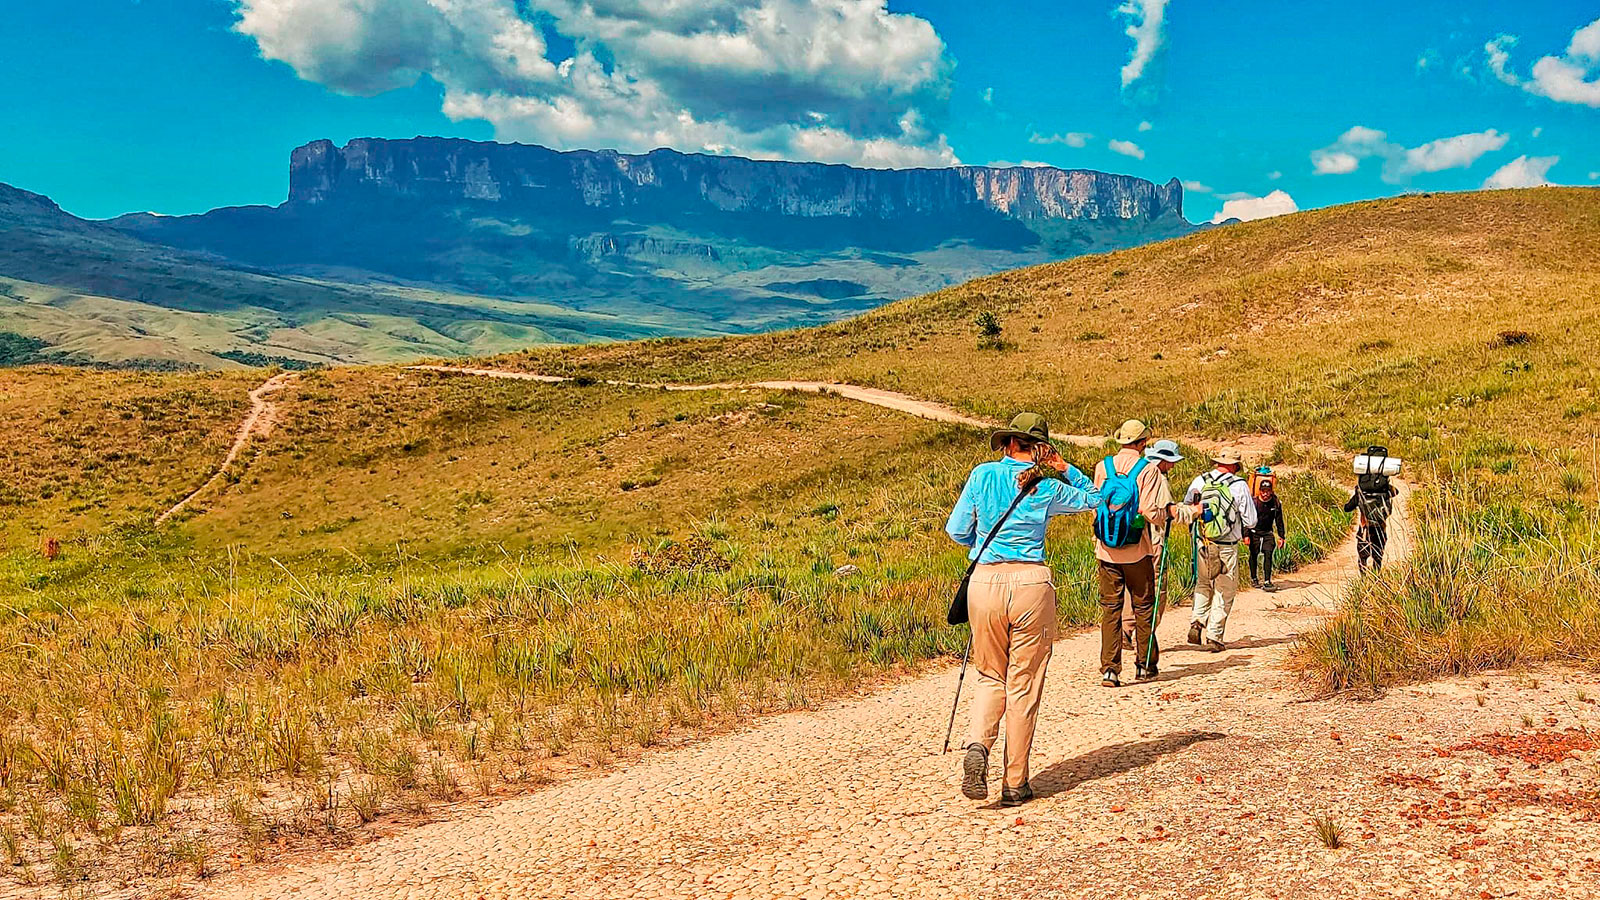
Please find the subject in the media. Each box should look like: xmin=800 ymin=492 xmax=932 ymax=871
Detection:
xmin=1213 ymin=635 xmax=1296 ymax=651
xmin=1255 ymin=579 xmax=1318 ymax=592
xmin=1144 ymin=654 xmax=1253 ymax=683
xmin=1031 ymin=731 xmax=1226 ymax=798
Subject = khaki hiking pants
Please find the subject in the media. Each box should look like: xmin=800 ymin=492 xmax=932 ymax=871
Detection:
xmin=1192 ymin=542 xmax=1240 ymax=642
xmin=966 ymin=562 xmax=1057 ymax=791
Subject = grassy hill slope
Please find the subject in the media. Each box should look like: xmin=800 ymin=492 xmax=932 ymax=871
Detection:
xmin=0 ymin=188 xmax=1595 ymax=885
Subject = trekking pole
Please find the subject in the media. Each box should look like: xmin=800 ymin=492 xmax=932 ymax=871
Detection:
xmin=1148 ymin=522 xmax=1171 ymax=666
xmin=942 ymin=635 xmax=972 ymax=753
xmin=1190 ymin=522 xmax=1199 ymax=587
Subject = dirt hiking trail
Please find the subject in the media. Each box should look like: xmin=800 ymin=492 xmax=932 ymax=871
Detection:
xmin=155 ymin=372 xmax=297 ymax=525
xmin=407 ymin=365 xmax=1300 ymax=461
xmin=184 ymin=368 xmax=1600 ymax=900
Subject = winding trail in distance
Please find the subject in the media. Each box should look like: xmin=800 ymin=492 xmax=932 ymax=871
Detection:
xmin=155 ymin=371 xmax=298 ymax=525
xmin=405 ymin=365 xmax=1319 ymax=462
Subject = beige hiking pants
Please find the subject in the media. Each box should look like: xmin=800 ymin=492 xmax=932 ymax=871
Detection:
xmin=966 ymin=562 xmax=1057 ymax=790
xmin=1192 ymin=542 xmax=1240 ymax=642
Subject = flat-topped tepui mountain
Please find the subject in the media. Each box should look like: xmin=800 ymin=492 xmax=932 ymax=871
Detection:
xmin=2 ymin=138 xmax=1191 ymax=368
xmin=278 ymin=138 xmax=1183 ymax=222
xmin=114 ymin=138 xmax=1191 ymax=316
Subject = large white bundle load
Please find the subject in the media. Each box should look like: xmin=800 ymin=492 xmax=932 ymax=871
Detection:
xmin=1354 ymin=453 xmax=1402 ymax=475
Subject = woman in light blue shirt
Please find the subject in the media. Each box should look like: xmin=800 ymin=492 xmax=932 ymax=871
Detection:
xmin=945 ymin=412 xmax=1099 ymax=807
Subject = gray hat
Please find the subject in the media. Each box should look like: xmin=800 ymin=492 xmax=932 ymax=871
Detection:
xmin=1144 ymin=439 xmax=1183 ymax=463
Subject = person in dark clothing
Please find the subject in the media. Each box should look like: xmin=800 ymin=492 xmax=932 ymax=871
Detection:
xmin=1246 ymin=470 xmax=1286 ymax=589
xmin=1344 ymin=474 xmax=1398 ymax=571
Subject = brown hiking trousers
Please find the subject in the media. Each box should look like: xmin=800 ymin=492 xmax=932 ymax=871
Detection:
xmin=1098 ymin=557 xmax=1157 ymax=674
xmin=966 ymin=563 xmax=1057 ymax=790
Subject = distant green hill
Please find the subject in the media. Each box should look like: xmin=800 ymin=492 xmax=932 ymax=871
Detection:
xmin=0 ymin=182 xmax=715 ymax=368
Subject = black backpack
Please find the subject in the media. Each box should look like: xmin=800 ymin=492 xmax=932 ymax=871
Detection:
xmin=1356 ymin=473 xmax=1393 ymax=527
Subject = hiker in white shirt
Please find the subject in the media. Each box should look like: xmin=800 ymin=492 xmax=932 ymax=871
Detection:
xmin=1184 ymin=450 xmax=1257 ymax=651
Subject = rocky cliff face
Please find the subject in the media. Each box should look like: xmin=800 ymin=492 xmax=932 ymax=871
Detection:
xmin=288 ymin=138 xmax=1184 ymax=224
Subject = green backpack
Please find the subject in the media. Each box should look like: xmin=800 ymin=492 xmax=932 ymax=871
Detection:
xmin=1197 ymin=473 xmax=1242 ymax=542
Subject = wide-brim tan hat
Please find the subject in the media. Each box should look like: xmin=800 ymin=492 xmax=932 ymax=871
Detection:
xmin=1113 ymin=419 xmax=1151 ymax=445
xmin=991 ymin=412 xmax=1051 ymax=450
xmin=1210 ymin=449 xmax=1243 ymax=466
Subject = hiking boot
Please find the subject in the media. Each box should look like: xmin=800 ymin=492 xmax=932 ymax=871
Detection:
xmin=1136 ymin=664 xmax=1159 ymax=681
xmin=1187 ymin=622 xmax=1204 ymax=645
xmin=1000 ymin=783 xmax=1035 ymax=807
xmin=961 ymin=744 xmax=989 ymax=800
xmin=1101 ymin=669 xmax=1120 ymax=688
xmin=1264 ymin=581 xmax=1278 ymax=592
xmin=1204 ymin=638 xmax=1227 ymax=653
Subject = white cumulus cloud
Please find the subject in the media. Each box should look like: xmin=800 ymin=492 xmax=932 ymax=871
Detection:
xmin=1209 ymin=189 xmax=1297 ymax=225
xmin=1116 ymin=0 xmax=1170 ymax=90
xmin=1310 ymin=125 xmax=1508 ymax=182
xmin=1181 ymin=180 xmax=1212 ymax=193
xmin=1486 ymin=17 xmax=1600 ymax=107
xmin=1138 ymin=120 xmax=1153 ymax=132
xmin=1108 ymin=138 xmax=1145 ymax=159
xmin=232 ymin=0 xmax=958 ymax=168
xmin=1399 ymin=130 xmax=1510 ymax=175
xmin=1029 ymin=131 xmax=1093 ymax=148
xmin=1482 ymin=155 xmax=1559 ymax=189
xmin=1312 ymin=150 xmax=1360 ymax=175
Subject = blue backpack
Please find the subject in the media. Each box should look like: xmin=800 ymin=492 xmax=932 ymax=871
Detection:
xmin=1095 ymin=456 xmax=1149 ymax=548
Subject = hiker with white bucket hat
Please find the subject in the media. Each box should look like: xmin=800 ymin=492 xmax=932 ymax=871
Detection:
xmin=945 ymin=413 xmax=1099 ymax=807
xmin=1185 ymin=449 xmax=1256 ymax=651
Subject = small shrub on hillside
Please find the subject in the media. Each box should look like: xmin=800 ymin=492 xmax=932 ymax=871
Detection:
xmin=1076 ymin=331 xmax=1107 ymax=342
xmin=1496 ymin=330 xmax=1535 ymax=346
xmin=629 ymin=537 xmax=731 ymax=575
xmin=974 ymin=311 xmax=1003 ymax=340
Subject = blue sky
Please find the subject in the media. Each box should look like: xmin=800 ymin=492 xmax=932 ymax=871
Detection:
xmin=3 ymin=0 xmax=1597 ymax=222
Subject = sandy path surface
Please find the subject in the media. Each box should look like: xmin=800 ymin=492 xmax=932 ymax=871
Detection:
xmin=155 ymin=371 xmax=298 ymax=525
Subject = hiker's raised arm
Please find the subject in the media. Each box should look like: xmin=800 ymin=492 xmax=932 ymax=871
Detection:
xmin=1044 ymin=474 xmax=1098 ymax=515
xmin=945 ymin=474 xmax=979 ymax=547
xmin=1059 ymin=460 xmax=1095 ymax=494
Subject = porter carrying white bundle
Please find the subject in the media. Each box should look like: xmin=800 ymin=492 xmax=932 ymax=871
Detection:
xmin=1353 ymin=445 xmax=1402 ymax=476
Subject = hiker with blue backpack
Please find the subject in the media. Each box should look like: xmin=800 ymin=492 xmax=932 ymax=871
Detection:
xmin=946 ymin=412 xmax=1100 ymax=807
xmin=1092 ymin=421 xmax=1202 ymax=687
xmin=1120 ymin=440 xmax=1191 ymax=648
xmin=1185 ymin=450 xmax=1258 ymax=652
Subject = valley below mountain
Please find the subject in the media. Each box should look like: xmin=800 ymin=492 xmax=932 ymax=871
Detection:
xmin=0 ymin=139 xmax=1190 ymax=368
